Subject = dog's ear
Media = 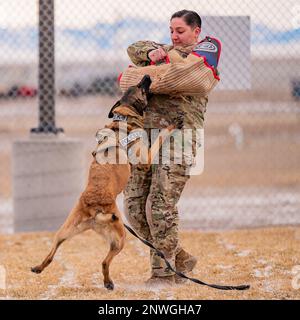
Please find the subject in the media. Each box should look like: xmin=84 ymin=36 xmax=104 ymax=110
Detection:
xmin=108 ymin=100 xmax=121 ymax=118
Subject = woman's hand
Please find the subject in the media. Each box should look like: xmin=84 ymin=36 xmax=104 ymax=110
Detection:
xmin=148 ymin=47 xmax=167 ymax=62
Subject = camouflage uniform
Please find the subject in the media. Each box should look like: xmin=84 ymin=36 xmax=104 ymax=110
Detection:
xmin=124 ymin=41 xmax=208 ymax=277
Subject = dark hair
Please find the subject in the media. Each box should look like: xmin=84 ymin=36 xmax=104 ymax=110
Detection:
xmin=171 ymin=10 xmax=202 ymax=29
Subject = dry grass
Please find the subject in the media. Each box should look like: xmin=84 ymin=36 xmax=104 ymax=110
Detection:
xmin=1 ymin=226 xmax=300 ymax=300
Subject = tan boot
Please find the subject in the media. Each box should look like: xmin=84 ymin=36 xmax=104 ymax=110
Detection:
xmin=145 ymin=275 xmax=175 ymax=287
xmin=174 ymin=249 xmax=197 ymax=284
xmin=175 ymin=249 xmax=197 ymax=273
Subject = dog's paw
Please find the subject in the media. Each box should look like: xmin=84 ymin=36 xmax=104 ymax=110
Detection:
xmin=104 ymin=281 xmax=114 ymax=291
xmin=31 ymin=266 xmax=42 ymax=274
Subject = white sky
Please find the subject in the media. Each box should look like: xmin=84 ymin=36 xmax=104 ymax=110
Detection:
xmin=0 ymin=0 xmax=299 ymax=30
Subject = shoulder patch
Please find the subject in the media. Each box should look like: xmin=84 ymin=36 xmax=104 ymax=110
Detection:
xmin=192 ymin=36 xmax=221 ymax=68
xmin=194 ymin=41 xmax=218 ymax=53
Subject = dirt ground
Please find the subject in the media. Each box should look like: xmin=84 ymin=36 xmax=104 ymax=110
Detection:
xmin=1 ymin=226 xmax=300 ymax=300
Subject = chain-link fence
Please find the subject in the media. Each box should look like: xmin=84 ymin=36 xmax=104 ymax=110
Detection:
xmin=0 ymin=0 xmax=300 ymax=233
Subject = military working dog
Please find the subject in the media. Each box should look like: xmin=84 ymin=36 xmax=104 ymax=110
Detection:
xmin=31 ymin=75 xmax=178 ymax=290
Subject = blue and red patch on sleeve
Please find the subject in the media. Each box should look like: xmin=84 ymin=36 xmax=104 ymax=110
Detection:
xmin=192 ymin=36 xmax=222 ymax=69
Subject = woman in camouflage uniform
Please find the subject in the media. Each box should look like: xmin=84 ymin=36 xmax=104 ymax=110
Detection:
xmin=124 ymin=10 xmax=207 ymax=285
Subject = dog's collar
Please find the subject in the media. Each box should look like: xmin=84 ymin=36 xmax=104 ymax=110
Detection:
xmin=112 ymin=113 xmax=128 ymax=122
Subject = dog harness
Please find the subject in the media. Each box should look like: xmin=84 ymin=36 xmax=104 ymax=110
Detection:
xmin=92 ymin=113 xmax=145 ymax=159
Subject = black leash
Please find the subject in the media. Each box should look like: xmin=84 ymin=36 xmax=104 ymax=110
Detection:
xmin=124 ymin=223 xmax=250 ymax=291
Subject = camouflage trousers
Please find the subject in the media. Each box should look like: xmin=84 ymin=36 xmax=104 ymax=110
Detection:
xmin=124 ymin=163 xmax=190 ymax=277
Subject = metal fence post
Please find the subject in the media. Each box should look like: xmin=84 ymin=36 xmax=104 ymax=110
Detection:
xmin=31 ymin=0 xmax=63 ymax=134
xmin=12 ymin=0 xmax=86 ymax=232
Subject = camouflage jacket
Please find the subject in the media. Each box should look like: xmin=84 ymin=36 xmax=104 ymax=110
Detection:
xmin=127 ymin=40 xmax=208 ymax=130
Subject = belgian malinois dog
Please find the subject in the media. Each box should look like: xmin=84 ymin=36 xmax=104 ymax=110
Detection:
xmin=31 ymin=75 xmax=177 ymax=290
